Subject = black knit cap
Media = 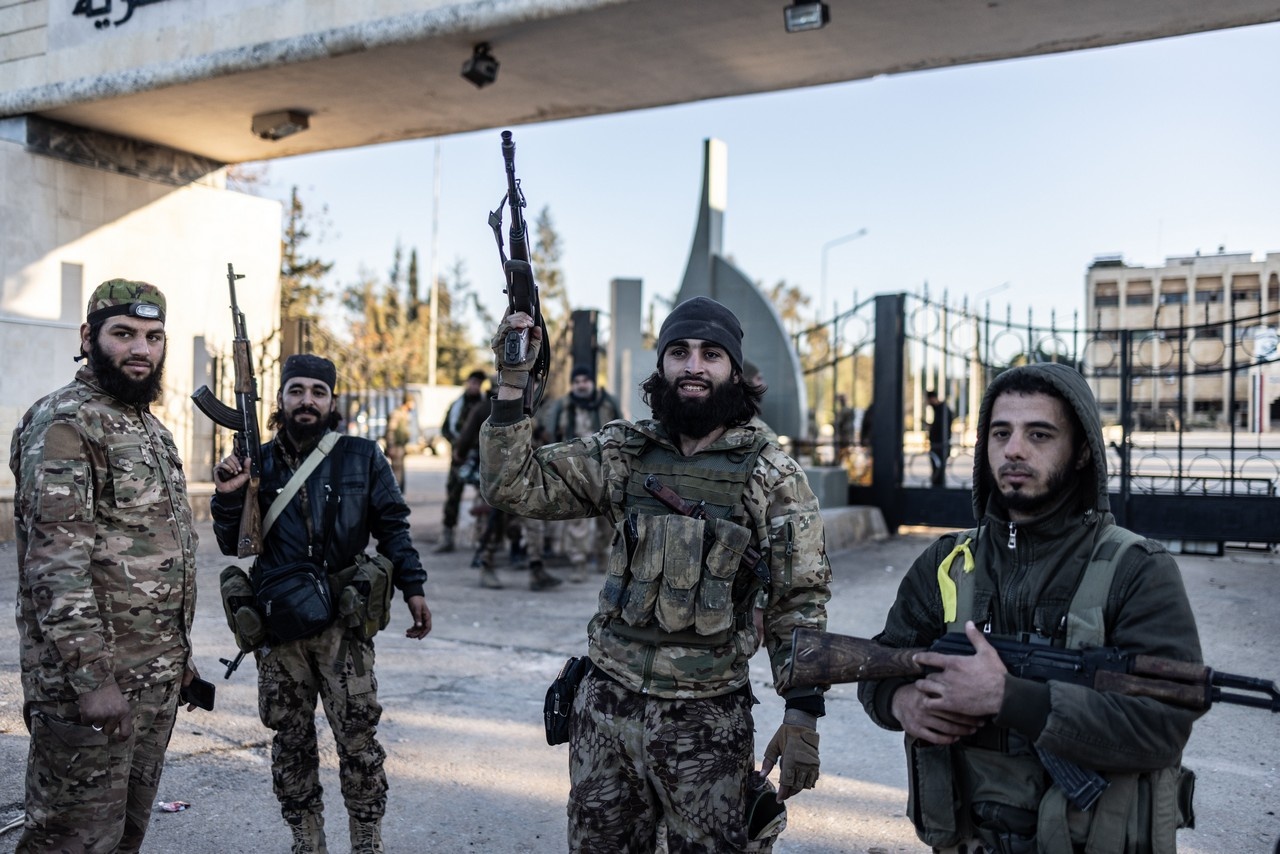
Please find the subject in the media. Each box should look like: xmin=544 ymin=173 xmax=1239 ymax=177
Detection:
xmin=571 ymin=364 xmax=592 ymax=380
xmin=281 ymin=354 xmax=337 ymax=392
xmin=655 ymin=296 xmax=744 ymax=370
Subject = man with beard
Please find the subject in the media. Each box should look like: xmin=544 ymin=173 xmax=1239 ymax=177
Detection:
xmin=435 ymin=369 xmax=488 ymax=553
xmin=211 ymin=354 xmax=431 ymax=854
xmin=550 ymin=365 xmax=620 ymax=581
xmin=10 ymin=279 xmax=201 ymax=853
xmin=858 ymin=363 xmax=1202 ymax=854
xmin=480 ymin=296 xmax=831 ymax=853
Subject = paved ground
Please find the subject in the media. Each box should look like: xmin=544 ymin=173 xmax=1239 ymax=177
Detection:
xmin=0 ymin=453 xmax=1277 ymax=853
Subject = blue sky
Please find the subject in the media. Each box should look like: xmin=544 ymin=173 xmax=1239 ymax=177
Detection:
xmin=257 ymin=21 xmax=1280 ymax=336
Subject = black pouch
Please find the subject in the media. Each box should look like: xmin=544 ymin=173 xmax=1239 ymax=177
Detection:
xmin=256 ymin=560 xmax=334 ymax=642
xmin=543 ymin=656 xmax=591 ymax=746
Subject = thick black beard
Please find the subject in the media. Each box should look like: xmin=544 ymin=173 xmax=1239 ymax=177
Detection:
xmin=269 ymin=407 xmax=341 ymax=447
xmin=997 ymin=458 xmax=1075 ymax=517
xmin=88 ymin=337 xmax=165 ymax=407
xmin=644 ymin=372 xmax=754 ymax=440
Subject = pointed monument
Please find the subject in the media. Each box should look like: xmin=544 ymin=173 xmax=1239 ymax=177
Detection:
xmin=676 ymin=139 xmax=809 ymax=440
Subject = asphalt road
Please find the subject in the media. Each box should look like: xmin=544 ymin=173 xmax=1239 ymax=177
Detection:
xmin=0 ymin=454 xmax=1277 ymax=853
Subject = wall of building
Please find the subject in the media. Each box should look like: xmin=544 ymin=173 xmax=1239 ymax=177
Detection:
xmin=1086 ymin=251 xmax=1280 ymax=429
xmin=0 ymin=134 xmax=281 ymax=493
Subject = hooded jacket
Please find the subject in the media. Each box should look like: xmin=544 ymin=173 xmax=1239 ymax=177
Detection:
xmin=859 ymin=363 xmax=1203 ymax=846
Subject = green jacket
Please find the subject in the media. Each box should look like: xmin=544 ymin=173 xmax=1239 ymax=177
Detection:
xmin=859 ymin=362 xmax=1203 ymax=850
xmin=480 ymin=397 xmax=831 ymax=701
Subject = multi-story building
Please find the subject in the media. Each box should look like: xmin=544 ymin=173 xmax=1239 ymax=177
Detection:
xmin=1085 ymin=250 xmax=1280 ymax=430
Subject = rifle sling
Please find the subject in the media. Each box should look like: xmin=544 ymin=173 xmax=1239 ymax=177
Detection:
xmin=262 ymin=432 xmax=341 ymax=539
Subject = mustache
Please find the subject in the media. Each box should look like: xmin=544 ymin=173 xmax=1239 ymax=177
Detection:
xmin=999 ymin=463 xmax=1035 ymax=477
xmin=291 ymin=405 xmax=323 ymax=418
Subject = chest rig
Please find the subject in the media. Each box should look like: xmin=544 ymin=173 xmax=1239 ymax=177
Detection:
xmin=599 ymin=431 xmax=768 ymax=644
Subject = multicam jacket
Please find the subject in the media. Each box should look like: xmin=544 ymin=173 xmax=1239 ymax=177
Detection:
xmin=10 ymin=365 xmax=198 ymax=702
xmin=480 ymin=398 xmax=830 ymax=701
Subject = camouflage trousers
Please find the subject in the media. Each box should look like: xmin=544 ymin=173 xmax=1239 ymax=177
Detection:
xmin=256 ymin=621 xmax=387 ymax=822
xmin=18 ymin=678 xmax=180 ymax=854
xmin=568 ymin=670 xmax=781 ymax=854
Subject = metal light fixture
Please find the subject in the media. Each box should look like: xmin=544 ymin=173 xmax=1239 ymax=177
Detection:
xmin=251 ymin=110 xmax=309 ymax=141
xmin=461 ymin=43 xmax=499 ymax=88
xmin=784 ymin=1 xmax=830 ymax=33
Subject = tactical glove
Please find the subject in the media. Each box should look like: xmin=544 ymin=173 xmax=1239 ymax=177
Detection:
xmin=489 ymin=314 xmax=542 ymax=390
xmin=761 ymin=709 xmax=820 ymax=796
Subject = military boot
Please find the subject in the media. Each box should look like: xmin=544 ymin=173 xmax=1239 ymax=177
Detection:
xmin=284 ymin=811 xmax=327 ymax=854
xmin=529 ymin=561 xmax=562 ymax=591
xmin=479 ymin=564 xmax=503 ymax=589
xmin=434 ymin=526 xmax=456 ymax=553
xmin=349 ymin=816 xmax=384 ymax=854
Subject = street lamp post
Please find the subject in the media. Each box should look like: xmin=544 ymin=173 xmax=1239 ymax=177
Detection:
xmin=817 ymin=228 xmax=868 ymax=444
xmin=820 ymin=228 xmax=869 ymax=318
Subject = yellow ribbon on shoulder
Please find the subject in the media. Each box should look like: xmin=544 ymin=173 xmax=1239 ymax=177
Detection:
xmin=936 ymin=536 xmax=975 ymax=623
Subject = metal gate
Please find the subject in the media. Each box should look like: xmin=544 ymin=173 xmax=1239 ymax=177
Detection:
xmin=838 ymin=292 xmax=1280 ymax=545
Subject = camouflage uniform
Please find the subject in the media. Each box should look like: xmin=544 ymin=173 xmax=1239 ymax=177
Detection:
xmin=11 ymin=360 xmax=198 ymax=853
xmin=481 ymin=408 xmax=830 ymax=852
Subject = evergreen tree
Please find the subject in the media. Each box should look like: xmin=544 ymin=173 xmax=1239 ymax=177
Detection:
xmin=280 ymin=186 xmax=333 ymax=327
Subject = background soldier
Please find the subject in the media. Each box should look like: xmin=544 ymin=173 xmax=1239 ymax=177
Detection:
xmin=550 ymin=365 xmax=620 ymax=581
xmin=435 ymin=369 xmax=487 ymax=553
xmin=384 ymin=395 xmax=414 ymax=493
xmin=481 ymin=297 xmax=831 ymax=852
xmin=11 ymin=280 xmax=200 ymax=853
xmin=926 ymin=388 xmax=952 ymax=487
xmin=859 ymin=363 xmax=1202 ymax=852
xmin=211 ymin=354 xmax=431 ymax=854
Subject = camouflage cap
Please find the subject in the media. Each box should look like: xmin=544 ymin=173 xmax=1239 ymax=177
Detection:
xmin=85 ymin=279 xmax=167 ymax=324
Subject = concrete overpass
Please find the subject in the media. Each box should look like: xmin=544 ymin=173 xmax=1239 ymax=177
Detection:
xmin=5 ymin=0 xmax=1279 ymax=164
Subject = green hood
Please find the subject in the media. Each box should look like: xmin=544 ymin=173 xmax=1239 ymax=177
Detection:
xmin=971 ymin=362 xmax=1109 ymax=522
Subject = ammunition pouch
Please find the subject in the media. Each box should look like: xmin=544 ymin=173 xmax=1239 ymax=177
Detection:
xmin=329 ymin=552 xmax=395 ymax=641
xmin=220 ymin=565 xmax=267 ymax=653
xmin=606 ymin=512 xmax=753 ymax=636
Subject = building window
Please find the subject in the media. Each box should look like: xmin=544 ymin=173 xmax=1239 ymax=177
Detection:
xmin=1094 ymin=294 xmax=1119 ymax=307
xmin=1233 ymin=290 xmax=1260 ymax=302
xmin=1127 ymin=292 xmax=1153 ymax=306
xmin=1194 ymin=327 xmax=1223 ymax=340
xmin=1195 ymin=290 xmax=1222 ymax=303
xmin=1160 ymin=292 xmax=1188 ymax=305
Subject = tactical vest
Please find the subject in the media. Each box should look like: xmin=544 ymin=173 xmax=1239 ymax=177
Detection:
xmin=597 ymin=432 xmax=767 ymax=646
xmin=911 ymin=524 xmax=1193 ymax=854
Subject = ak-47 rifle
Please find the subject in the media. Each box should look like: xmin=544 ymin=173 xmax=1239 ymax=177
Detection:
xmin=786 ymin=626 xmax=1280 ymax=810
xmin=191 ymin=263 xmax=264 ymax=558
xmin=642 ymin=475 xmax=769 ymax=586
xmin=488 ymin=129 xmax=551 ymax=415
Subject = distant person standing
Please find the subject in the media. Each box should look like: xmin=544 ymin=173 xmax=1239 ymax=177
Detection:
xmin=384 ymin=395 xmax=415 ymax=493
xmin=436 ymin=370 xmax=487 ymax=553
xmin=927 ymin=389 xmax=952 ymax=487
xmin=551 ymin=365 xmax=620 ymax=582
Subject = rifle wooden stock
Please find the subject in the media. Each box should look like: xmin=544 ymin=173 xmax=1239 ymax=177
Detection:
xmin=786 ymin=627 xmax=924 ymax=688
